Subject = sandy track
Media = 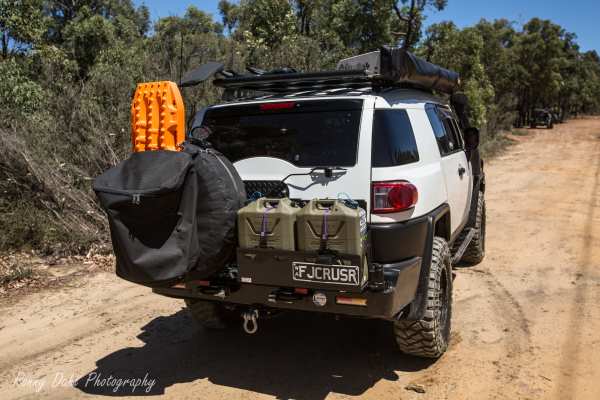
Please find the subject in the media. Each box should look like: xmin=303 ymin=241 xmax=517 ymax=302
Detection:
xmin=0 ymin=117 xmax=599 ymax=399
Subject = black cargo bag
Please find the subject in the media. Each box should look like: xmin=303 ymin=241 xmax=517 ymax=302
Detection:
xmin=93 ymin=142 xmax=246 ymax=287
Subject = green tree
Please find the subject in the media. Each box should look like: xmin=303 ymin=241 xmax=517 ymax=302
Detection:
xmin=0 ymin=58 xmax=45 ymax=115
xmin=44 ymin=0 xmax=149 ymax=44
xmin=420 ymin=22 xmax=494 ymax=129
xmin=218 ymin=0 xmax=240 ymax=34
xmin=62 ymin=8 xmax=116 ymax=77
xmin=0 ymin=0 xmax=47 ymax=58
xmin=393 ymin=0 xmax=447 ymax=50
xmin=513 ymin=18 xmax=565 ymax=123
xmin=473 ymin=19 xmax=519 ymax=131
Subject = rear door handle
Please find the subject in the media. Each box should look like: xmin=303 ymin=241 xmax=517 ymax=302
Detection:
xmin=458 ymin=165 xmax=466 ymax=177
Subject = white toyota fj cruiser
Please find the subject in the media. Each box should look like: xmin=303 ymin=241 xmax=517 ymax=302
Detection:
xmin=151 ymin=48 xmax=486 ymax=358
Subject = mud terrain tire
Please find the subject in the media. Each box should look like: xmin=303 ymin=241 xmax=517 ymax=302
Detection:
xmin=455 ymin=191 xmax=486 ymax=265
xmin=394 ymin=237 xmax=452 ymax=358
xmin=184 ymin=299 xmax=237 ymax=329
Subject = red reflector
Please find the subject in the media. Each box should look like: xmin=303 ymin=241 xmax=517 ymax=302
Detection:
xmin=190 ymin=280 xmax=210 ymax=287
xmin=294 ymin=287 xmax=309 ymax=295
xmin=372 ymin=181 xmax=418 ymax=214
xmin=259 ymin=101 xmax=295 ymax=111
xmin=336 ymin=296 xmax=368 ymax=306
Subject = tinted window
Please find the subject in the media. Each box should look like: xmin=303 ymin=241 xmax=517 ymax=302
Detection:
xmin=425 ymin=104 xmax=453 ymax=156
xmin=449 ymin=119 xmax=465 ymax=150
xmin=441 ymin=118 xmax=459 ymax=152
xmin=438 ymin=107 xmax=464 ymax=151
xmin=200 ymin=100 xmax=362 ymax=167
xmin=372 ymin=110 xmax=419 ymax=167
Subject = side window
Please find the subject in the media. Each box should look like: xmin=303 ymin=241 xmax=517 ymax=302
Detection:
xmin=451 ymin=119 xmax=465 ymax=149
xmin=441 ymin=117 xmax=460 ymax=152
xmin=426 ymin=104 xmax=465 ymax=156
xmin=425 ymin=104 xmax=452 ymax=156
xmin=439 ymin=107 xmax=465 ymax=152
xmin=372 ymin=109 xmax=419 ymax=167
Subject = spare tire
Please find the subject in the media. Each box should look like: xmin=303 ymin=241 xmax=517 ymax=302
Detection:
xmin=187 ymin=143 xmax=246 ymax=277
xmin=94 ymin=141 xmax=246 ymax=287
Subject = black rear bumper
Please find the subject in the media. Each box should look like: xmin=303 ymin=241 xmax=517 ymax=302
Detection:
xmin=153 ymin=204 xmax=449 ymax=320
xmin=153 ymin=256 xmax=421 ymax=320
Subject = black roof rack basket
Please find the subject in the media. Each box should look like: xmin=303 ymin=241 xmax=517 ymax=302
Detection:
xmin=210 ymin=47 xmax=460 ymax=95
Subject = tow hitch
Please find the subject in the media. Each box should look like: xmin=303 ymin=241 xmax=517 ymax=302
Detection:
xmin=242 ymin=309 xmax=259 ymax=334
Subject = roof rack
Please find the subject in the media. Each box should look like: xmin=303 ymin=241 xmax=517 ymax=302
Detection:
xmin=180 ymin=47 xmax=460 ymax=97
xmin=213 ymin=69 xmax=375 ymax=93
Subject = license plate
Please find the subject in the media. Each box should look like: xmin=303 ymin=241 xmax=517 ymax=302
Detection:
xmin=292 ymin=262 xmax=360 ymax=286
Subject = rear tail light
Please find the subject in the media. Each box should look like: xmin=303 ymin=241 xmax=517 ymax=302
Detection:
xmin=371 ymin=181 xmax=418 ymax=214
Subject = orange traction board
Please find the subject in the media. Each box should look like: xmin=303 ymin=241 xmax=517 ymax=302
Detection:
xmin=131 ymin=81 xmax=185 ymax=152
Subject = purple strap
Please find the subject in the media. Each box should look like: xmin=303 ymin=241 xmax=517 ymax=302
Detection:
xmin=260 ymin=204 xmax=275 ymax=238
xmin=321 ymin=208 xmax=330 ymax=240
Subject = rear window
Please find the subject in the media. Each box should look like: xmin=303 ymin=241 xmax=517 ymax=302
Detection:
xmin=372 ymin=109 xmax=419 ymax=167
xmin=199 ymin=100 xmax=363 ymax=167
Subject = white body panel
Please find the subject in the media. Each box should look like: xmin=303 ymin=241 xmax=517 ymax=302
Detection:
xmin=441 ymin=151 xmax=472 ymax=233
xmin=205 ymin=89 xmax=472 ymax=237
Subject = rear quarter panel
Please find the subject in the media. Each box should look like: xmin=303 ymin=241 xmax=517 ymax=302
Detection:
xmin=370 ymin=107 xmax=447 ymax=224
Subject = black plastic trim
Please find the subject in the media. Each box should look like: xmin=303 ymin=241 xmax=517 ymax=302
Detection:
xmin=153 ymin=256 xmax=421 ymax=320
xmin=403 ymin=204 xmax=449 ymax=320
xmin=465 ymin=158 xmax=485 ymax=229
xmin=369 ymin=215 xmax=429 ymax=263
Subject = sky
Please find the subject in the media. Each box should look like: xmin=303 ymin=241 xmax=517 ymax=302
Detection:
xmin=136 ymin=0 xmax=600 ymax=53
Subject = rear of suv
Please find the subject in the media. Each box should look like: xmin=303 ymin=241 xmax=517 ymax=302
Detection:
xmin=530 ymin=108 xmax=554 ymax=129
xmin=154 ymin=85 xmax=486 ymax=358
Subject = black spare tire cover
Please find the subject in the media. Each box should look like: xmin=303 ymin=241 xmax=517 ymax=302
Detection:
xmin=93 ymin=142 xmax=246 ymax=287
xmin=188 ymin=144 xmax=246 ymax=277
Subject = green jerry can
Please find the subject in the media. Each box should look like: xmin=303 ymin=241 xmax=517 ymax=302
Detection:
xmin=296 ymin=199 xmax=366 ymax=256
xmin=237 ymin=198 xmax=299 ymax=250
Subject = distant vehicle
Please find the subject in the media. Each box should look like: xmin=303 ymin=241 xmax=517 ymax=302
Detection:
xmin=530 ymin=108 xmax=554 ymax=129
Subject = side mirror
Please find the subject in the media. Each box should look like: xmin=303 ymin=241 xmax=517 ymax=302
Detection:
xmin=464 ymin=127 xmax=480 ymax=151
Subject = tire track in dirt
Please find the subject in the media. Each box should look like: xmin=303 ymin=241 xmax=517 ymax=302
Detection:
xmin=555 ymin=136 xmax=600 ymax=399
xmin=483 ymin=271 xmax=531 ymax=353
xmin=457 ymin=267 xmax=532 ymax=386
xmin=0 ymin=277 xmax=153 ymax=372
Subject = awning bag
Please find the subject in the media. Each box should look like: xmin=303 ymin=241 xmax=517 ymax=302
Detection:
xmin=379 ymin=46 xmax=460 ymax=94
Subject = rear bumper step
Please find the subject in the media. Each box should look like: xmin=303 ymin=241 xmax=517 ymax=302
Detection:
xmin=153 ymin=257 xmax=421 ymax=320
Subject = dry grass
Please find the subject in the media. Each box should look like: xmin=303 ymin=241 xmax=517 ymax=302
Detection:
xmin=479 ymin=131 xmax=521 ymax=158
xmin=0 ymin=251 xmax=115 ymax=297
xmin=0 ymin=254 xmax=39 ymax=293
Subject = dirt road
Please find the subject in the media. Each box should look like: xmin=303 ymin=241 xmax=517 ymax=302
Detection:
xmin=1 ymin=118 xmax=599 ymax=400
